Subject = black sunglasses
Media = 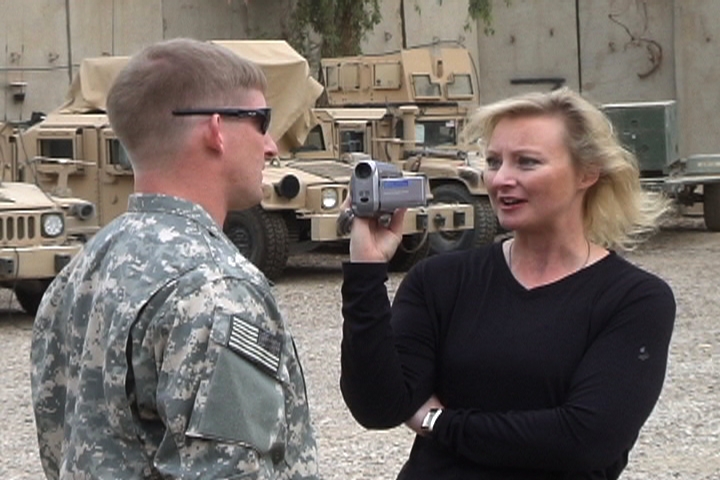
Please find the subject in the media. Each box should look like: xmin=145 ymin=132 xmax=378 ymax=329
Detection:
xmin=172 ymin=107 xmax=272 ymax=135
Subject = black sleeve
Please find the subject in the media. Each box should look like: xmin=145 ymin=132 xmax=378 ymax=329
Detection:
xmin=340 ymin=261 xmax=438 ymax=428
xmin=431 ymin=275 xmax=676 ymax=471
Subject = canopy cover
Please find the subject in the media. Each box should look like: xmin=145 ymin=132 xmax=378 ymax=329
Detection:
xmin=59 ymin=40 xmax=323 ymax=152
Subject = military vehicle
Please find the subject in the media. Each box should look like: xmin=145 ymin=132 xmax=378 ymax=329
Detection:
xmin=602 ymin=100 xmax=720 ymax=231
xmin=14 ymin=41 xmax=473 ymax=281
xmin=318 ymin=46 xmax=497 ymax=254
xmin=0 ymin=121 xmax=98 ymax=315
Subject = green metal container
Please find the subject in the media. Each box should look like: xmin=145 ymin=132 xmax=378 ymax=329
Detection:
xmin=602 ymin=100 xmax=679 ymax=176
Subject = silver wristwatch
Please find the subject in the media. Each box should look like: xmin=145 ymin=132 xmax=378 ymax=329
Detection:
xmin=421 ymin=407 xmax=443 ymax=433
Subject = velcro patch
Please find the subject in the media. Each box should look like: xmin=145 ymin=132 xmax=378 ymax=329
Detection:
xmin=228 ymin=316 xmax=282 ymax=376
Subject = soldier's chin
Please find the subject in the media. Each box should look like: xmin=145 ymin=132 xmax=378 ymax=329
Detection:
xmin=230 ymin=193 xmax=263 ymax=212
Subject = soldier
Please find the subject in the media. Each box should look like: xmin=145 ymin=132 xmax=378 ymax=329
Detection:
xmin=30 ymin=38 xmax=319 ymax=479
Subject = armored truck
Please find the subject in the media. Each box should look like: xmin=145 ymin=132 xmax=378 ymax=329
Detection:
xmin=319 ymin=46 xmax=497 ymax=254
xmin=0 ymin=122 xmax=98 ymax=314
xmin=14 ymin=41 xmax=473 ymax=280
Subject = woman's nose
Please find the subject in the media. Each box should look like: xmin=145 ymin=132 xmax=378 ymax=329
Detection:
xmin=489 ymin=161 xmax=517 ymax=188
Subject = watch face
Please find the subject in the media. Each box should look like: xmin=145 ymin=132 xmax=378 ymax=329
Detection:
xmin=421 ymin=408 xmax=441 ymax=431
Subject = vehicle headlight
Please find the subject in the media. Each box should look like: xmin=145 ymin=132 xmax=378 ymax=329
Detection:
xmin=321 ymin=188 xmax=339 ymax=209
xmin=41 ymin=213 xmax=65 ymax=238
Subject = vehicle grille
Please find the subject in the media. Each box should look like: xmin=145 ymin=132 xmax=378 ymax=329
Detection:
xmin=0 ymin=214 xmax=39 ymax=244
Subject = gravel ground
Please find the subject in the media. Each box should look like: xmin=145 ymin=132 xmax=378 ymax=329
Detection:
xmin=1 ymin=215 xmax=718 ymax=479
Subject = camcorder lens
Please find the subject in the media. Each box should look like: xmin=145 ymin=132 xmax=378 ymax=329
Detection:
xmin=355 ymin=162 xmax=373 ymax=179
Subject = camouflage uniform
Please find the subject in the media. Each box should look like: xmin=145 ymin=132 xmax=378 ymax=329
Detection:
xmin=31 ymin=194 xmax=319 ymax=479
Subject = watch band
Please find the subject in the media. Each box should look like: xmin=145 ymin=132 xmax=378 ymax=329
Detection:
xmin=421 ymin=407 xmax=443 ymax=433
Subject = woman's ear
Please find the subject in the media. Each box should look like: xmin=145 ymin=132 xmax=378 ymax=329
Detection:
xmin=579 ymin=164 xmax=601 ymax=190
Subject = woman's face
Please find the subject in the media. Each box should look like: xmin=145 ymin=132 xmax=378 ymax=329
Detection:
xmin=483 ymin=114 xmax=591 ymax=234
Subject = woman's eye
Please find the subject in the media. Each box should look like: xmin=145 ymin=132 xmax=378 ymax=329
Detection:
xmin=518 ymin=156 xmax=540 ymax=168
xmin=485 ymin=156 xmax=501 ymax=170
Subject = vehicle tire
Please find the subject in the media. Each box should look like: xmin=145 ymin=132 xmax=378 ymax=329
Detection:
xmin=704 ymin=183 xmax=720 ymax=232
xmin=428 ymin=184 xmax=498 ymax=255
xmin=14 ymin=279 xmax=52 ymax=316
xmin=224 ymin=206 xmax=289 ymax=281
xmin=388 ymin=234 xmax=430 ymax=272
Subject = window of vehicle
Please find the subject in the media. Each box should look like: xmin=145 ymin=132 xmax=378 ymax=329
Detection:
xmin=39 ymin=139 xmax=73 ymax=159
xmin=411 ymin=75 xmax=441 ymax=99
xmin=298 ymin=125 xmax=326 ymax=151
xmin=395 ymin=119 xmax=457 ymax=147
xmin=108 ymin=139 xmax=132 ymax=170
xmin=447 ymin=74 xmax=474 ymax=99
xmin=339 ymin=130 xmax=366 ymax=153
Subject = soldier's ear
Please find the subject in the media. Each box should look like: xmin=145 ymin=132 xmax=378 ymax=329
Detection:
xmin=204 ymin=114 xmax=224 ymax=154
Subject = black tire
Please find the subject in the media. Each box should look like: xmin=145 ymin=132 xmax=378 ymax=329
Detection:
xmin=15 ymin=279 xmax=52 ymax=316
xmin=388 ymin=234 xmax=430 ymax=272
xmin=428 ymin=184 xmax=498 ymax=255
xmin=224 ymin=206 xmax=289 ymax=281
xmin=472 ymin=196 xmax=499 ymax=245
xmin=704 ymin=183 xmax=720 ymax=232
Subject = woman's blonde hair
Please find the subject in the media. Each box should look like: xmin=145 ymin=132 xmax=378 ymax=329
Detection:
xmin=460 ymin=87 xmax=670 ymax=250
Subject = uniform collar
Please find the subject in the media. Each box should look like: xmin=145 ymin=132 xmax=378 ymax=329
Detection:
xmin=127 ymin=193 xmax=223 ymax=236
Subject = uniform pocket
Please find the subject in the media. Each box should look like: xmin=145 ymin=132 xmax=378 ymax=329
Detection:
xmin=186 ymin=334 xmax=287 ymax=461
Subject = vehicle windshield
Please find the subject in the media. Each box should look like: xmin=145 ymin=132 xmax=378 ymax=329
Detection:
xmin=395 ymin=119 xmax=457 ymax=147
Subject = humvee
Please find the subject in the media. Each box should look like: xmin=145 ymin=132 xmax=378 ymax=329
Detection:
xmin=319 ymin=46 xmax=497 ymax=254
xmin=0 ymin=122 xmax=98 ymax=315
xmin=14 ymin=41 xmax=473 ymax=280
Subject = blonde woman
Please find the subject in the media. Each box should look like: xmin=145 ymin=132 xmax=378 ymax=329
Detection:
xmin=340 ymin=87 xmax=675 ymax=479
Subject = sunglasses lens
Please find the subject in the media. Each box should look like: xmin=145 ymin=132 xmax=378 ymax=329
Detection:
xmin=261 ymin=109 xmax=271 ymax=135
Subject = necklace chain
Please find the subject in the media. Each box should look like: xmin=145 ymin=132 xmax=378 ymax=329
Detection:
xmin=508 ymin=238 xmax=592 ymax=273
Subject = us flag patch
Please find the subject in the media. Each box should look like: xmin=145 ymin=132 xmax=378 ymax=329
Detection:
xmin=228 ymin=316 xmax=282 ymax=376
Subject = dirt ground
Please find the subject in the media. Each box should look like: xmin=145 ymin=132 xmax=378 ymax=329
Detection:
xmin=1 ymin=215 xmax=717 ymax=479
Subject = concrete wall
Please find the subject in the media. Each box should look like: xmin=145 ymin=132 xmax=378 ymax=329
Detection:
xmin=465 ymin=0 xmax=715 ymax=157
xmin=1 ymin=0 xmax=72 ymax=122
xmin=578 ymin=0 xmax=675 ymax=103
xmin=674 ymin=0 xmax=720 ymax=155
xmin=361 ymin=0 xmax=403 ymax=54
xmin=2 ymin=0 xmax=720 ymax=156
xmin=362 ymin=0 xmax=479 ymax=54
xmin=370 ymin=0 xmax=720 ymax=156
xmin=162 ymin=0 xmax=249 ymax=41
xmin=474 ymin=0 xmax=578 ymax=103
xmin=1 ymin=0 xmax=249 ymax=123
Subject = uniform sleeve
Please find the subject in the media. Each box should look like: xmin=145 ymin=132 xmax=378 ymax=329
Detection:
xmin=143 ymin=275 xmax=292 ymax=478
xmin=432 ymin=275 xmax=676 ymax=471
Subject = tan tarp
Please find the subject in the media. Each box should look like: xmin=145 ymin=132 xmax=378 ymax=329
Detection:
xmin=58 ymin=40 xmax=323 ymax=153
xmin=58 ymin=56 xmax=130 ymax=114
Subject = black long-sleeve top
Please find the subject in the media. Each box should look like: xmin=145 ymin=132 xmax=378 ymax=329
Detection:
xmin=340 ymin=242 xmax=675 ymax=479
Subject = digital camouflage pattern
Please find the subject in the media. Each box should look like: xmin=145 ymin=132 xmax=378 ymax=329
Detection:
xmin=31 ymin=194 xmax=319 ymax=479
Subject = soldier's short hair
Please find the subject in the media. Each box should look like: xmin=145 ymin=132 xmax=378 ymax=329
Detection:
xmin=107 ymin=38 xmax=266 ymax=162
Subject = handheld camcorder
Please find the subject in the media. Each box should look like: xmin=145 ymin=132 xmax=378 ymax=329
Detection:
xmin=350 ymin=160 xmax=427 ymax=217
